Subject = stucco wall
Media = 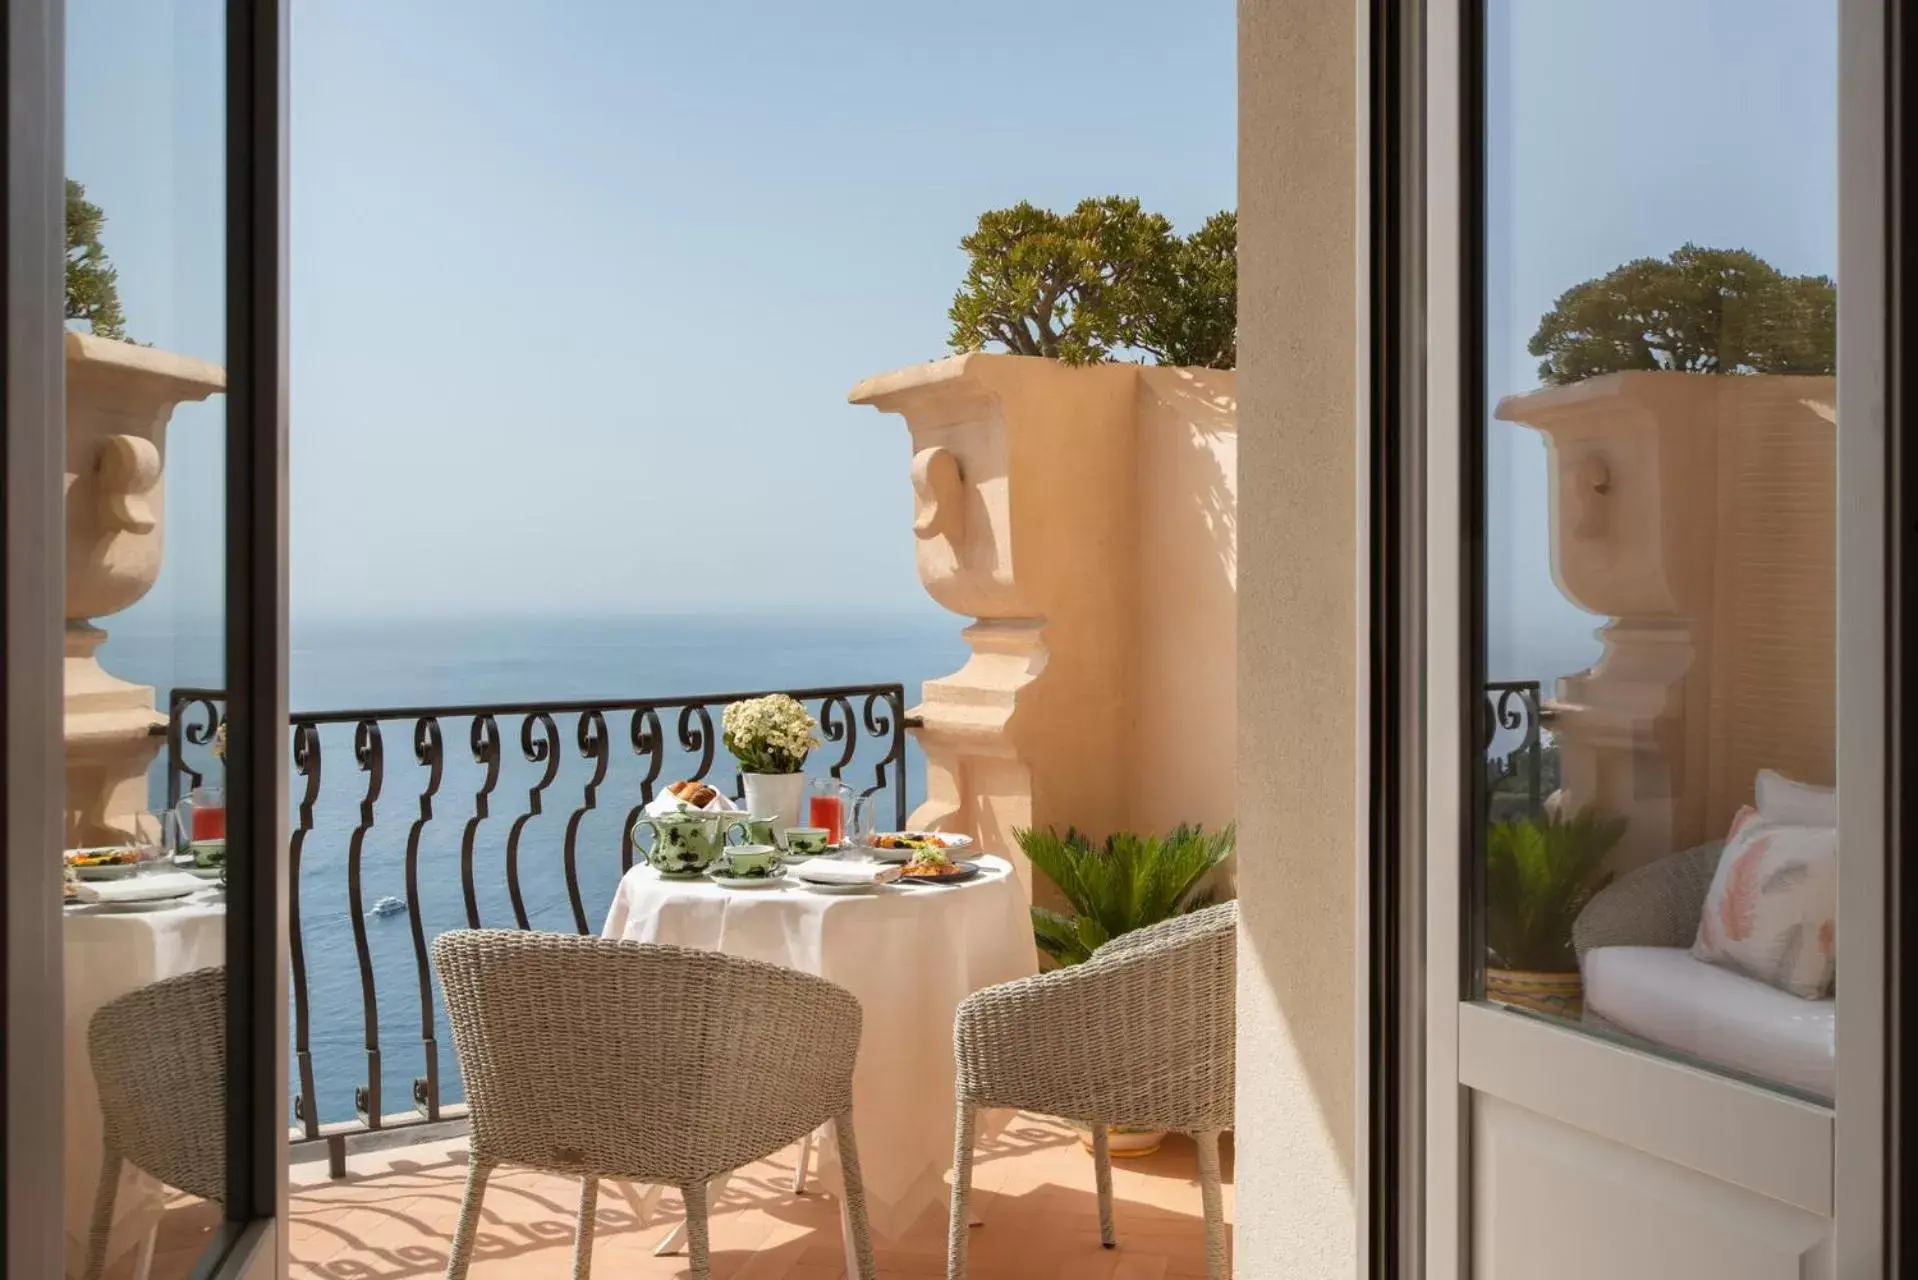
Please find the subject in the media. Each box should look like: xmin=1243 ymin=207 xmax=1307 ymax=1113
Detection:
xmin=1235 ymin=0 xmax=1362 ymax=1274
xmin=1131 ymin=367 xmax=1238 ymax=839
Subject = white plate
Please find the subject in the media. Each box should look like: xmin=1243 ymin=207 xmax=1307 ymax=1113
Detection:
xmin=69 ymin=862 xmax=145 ymax=880
xmin=710 ymin=870 xmax=788 ymax=890
xmin=861 ymin=831 xmax=974 ymax=862
xmin=67 ymin=898 xmax=191 ymax=914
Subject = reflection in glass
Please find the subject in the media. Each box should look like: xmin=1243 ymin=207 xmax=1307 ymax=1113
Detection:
xmin=64 ymin=0 xmax=230 ymax=1271
xmin=1479 ymin=0 xmax=1838 ymax=1102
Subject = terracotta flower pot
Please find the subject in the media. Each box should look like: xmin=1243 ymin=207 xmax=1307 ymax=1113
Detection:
xmin=1074 ymin=1123 xmax=1166 ymax=1158
xmin=1485 ymin=967 xmax=1583 ymax=1020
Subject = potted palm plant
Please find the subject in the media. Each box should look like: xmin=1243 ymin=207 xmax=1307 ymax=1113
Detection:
xmin=1483 ymin=807 xmax=1627 ymax=1019
xmin=1018 ymin=822 xmax=1236 ymax=1156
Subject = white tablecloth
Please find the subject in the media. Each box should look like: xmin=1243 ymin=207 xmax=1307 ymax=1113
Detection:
xmin=601 ymin=855 xmax=1035 ymax=1239
xmin=63 ymin=898 xmax=225 ymax=1278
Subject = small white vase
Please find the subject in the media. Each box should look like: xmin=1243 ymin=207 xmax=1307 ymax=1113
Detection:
xmin=742 ymin=772 xmax=807 ymax=841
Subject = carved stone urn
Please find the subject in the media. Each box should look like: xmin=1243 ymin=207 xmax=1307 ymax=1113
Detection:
xmin=64 ymin=333 xmax=226 ymax=846
xmin=849 ymin=353 xmax=1238 ymax=910
xmin=1497 ymin=370 xmax=1835 ymax=869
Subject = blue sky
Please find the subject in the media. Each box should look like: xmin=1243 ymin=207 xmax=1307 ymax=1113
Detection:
xmin=1484 ymin=0 xmax=1837 ymax=684
xmin=68 ymin=0 xmax=1236 ymax=626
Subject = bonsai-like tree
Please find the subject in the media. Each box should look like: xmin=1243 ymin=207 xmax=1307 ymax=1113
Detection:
xmin=1137 ymin=210 xmax=1236 ymax=369
xmin=947 ymin=197 xmax=1236 ymax=369
xmin=1529 ymin=243 xmax=1834 ymax=387
xmin=66 ymin=178 xmax=128 ymax=341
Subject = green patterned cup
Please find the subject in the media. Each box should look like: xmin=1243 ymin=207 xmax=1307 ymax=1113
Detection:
xmin=784 ymin=826 xmax=831 ymax=856
xmin=721 ymin=844 xmax=781 ymax=878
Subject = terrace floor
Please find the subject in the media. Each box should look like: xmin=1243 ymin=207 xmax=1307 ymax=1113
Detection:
xmin=131 ymin=1114 xmax=1234 ymax=1279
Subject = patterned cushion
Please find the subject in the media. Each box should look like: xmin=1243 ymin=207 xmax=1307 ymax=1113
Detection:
xmin=1692 ymin=806 xmax=1837 ymax=999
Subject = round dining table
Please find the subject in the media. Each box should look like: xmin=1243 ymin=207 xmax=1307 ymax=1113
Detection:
xmin=600 ymin=853 xmax=1036 ymax=1241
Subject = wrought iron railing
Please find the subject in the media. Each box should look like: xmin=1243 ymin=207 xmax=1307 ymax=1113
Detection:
xmin=1481 ymin=678 xmax=1549 ymax=818
xmin=164 ymin=683 xmax=909 ymax=1171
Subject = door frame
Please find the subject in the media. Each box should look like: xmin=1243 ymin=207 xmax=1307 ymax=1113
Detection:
xmin=1375 ymin=0 xmax=1903 ymax=1272
xmin=2 ymin=0 xmax=70 ymax=1271
xmin=206 ymin=0 xmax=291 ymax=1272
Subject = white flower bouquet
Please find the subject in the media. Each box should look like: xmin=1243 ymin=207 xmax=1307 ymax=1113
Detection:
xmin=722 ymin=694 xmax=820 ymax=776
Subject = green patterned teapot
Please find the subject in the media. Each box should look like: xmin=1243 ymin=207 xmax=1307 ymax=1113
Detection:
xmin=633 ymin=809 xmax=748 ymax=878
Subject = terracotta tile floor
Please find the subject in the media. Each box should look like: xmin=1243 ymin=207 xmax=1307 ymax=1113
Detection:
xmin=126 ymin=1115 xmax=1232 ymax=1279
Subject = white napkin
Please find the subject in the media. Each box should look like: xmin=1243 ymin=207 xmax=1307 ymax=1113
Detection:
xmin=790 ymin=858 xmax=903 ymax=887
xmin=643 ymin=786 xmax=744 ymax=818
xmin=73 ymin=871 xmax=204 ymax=904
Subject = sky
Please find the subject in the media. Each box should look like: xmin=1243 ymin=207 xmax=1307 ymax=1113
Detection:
xmin=65 ymin=0 xmax=1841 ymax=694
xmin=66 ymin=0 xmax=1237 ymax=627
xmin=1484 ymin=0 xmax=1837 ymax=686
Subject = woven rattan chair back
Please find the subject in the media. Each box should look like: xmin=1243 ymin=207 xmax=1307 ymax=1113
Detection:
xmin=433 ymin=929 xmax=861 ymax=1185
xmin=87 ymin=965 xmax=228 ymax=1204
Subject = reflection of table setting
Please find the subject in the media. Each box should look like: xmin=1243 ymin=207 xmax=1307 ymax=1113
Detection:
xmin=61 ymin=819 xmax=228 ymax=1276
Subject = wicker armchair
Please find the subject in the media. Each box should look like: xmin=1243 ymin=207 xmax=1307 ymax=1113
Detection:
xmin=84 ymin=966 xmax=227 ymax=1280
xmin=1571 ymin=842 xmax=1724 ymax=963
xmin=432 ymin=929 xmax=875 ymax=1280
xmin=948 ymin=901 xmax=1236 ymax=1280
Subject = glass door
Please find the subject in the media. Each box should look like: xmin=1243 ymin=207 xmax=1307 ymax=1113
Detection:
xmin=3 ymin=0 xmax=288 ymax=1274
xmin=1419 ymin=0 xmax=1883 ymax=1273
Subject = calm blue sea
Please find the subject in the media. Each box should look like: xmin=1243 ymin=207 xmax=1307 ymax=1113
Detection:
xmin=103 ymin=612 xmax=967 ymax=1126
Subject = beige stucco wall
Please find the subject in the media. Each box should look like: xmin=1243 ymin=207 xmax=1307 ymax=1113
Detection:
xmin=1235 ymin=0 xmax=1362 ymax=1274
xmin=1130 ymin=367 xmax=1239 ymax=838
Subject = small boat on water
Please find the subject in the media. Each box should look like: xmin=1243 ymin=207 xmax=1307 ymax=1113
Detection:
xmin=369 ymin=896 xmax=407 ymax=919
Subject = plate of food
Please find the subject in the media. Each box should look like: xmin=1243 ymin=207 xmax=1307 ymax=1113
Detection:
xmin=863 ymin=830 xmax=974 ymax=863
xmin=897 ymin=850 xmax=981 ymax=885
xmin=65 ymin=846 xmax=145 ymax=880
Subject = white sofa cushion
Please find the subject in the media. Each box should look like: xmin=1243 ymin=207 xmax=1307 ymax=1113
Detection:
xmin=1584 ymin=945 xmax=1835 ymax=1100
xmin=1755 ymin=768 xmax=1838 ymax=828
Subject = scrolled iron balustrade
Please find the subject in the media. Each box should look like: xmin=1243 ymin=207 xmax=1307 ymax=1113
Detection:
xmin=1481 ymin=678 xmax=1548 ymax=818
xmin=164 ymin=682 xmax=910 ymax=1173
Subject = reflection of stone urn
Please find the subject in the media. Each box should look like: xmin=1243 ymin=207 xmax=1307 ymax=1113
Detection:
xmin=1497 ymin=371 xmax=1835 ymax=870
xmin=64 ymin=333 xmax=225 ymax=846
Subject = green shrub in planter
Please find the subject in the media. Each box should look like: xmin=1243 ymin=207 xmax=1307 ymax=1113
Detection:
xmin=1018 ymin=823 xmax=1235 ymax=967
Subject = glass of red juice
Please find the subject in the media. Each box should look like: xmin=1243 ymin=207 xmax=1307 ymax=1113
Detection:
xmin=808 ymin=793 xmax=844 ymax=845
xmin=188 ymin=785 xmax=226 ymax=842
xmin=805 ymin=777 xmax=852 ymax=845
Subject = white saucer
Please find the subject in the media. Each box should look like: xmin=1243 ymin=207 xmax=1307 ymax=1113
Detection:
xmin=710 ymin=870 xmax=788 ymax=890
xmin=794 ymin=880 xmax=885 ymax=895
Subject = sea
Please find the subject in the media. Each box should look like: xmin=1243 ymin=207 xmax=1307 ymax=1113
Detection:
xmin=102 ymin=611 xmax=968 ymax=1127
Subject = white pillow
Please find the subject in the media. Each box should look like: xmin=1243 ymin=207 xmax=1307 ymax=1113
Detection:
xmin=1755 ymin=768 xmax=1837 ymax=828
xmin=1693 ymin=806 xmax=1837 ymax=999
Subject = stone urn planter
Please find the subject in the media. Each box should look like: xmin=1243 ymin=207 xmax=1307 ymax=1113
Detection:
xmin=1495 ymin=370 xmax=1836 ymax=872
xmin=64 ymin=333 xmax=225 ymax=846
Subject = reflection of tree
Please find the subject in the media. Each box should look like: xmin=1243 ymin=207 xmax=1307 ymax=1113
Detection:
xmin=1529 ymin=244 xmax=1834 ymax=386
xmin=66 ymin=178 xmax=128 ymax=340
xmin=1486 ymin=741 xmax=1560 ymax=823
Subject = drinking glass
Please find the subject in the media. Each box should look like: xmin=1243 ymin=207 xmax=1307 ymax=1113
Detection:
xmin=805 ymin=776 xmax=853 ymax=846
xmin=848 ymin=792 xmax=885 ymax=850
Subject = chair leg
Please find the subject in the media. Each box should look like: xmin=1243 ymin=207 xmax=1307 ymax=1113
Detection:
xmin=948 ymin=1100 xmax=977 ymax=1280
xmin=833 ymin=1112 xmax=878 ymax=1280
xmin=1091 ymin=1124 xmax=1116 ymax=1249
xmin=792 ymin=1128 xmax=815 ymax=1194
xmin=84 ymin=1146 xmax=123 ymax=1280
xmin=1195 ymin=1130 xmax=1227 ymax=1280
xmin=133 ymin=1220 xmax=158 ymax=1280
xmin=444 ymin=1157 xmax=494 ymax=1280
xmin=681 ymin=1180 xmax=712 ymax=1280
xmin=573 ymin=1176 xmax=599 ymax=1280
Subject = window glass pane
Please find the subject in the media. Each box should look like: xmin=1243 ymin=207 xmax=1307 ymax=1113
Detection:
xmin=64 ymin=0 xmax=230 ymax=1271
xmin=1479 ymin=0 xmax=1837 ymax=1103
